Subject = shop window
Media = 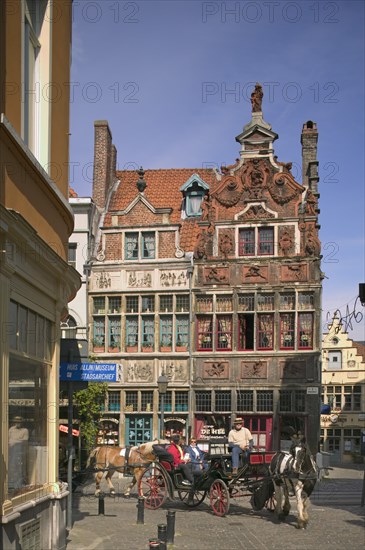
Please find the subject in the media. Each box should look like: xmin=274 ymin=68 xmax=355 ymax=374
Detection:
xmin=142 ymin=295 xmax=155 ymax=312
xmin=196 ymin=295 xmax=213 ymax=313
xmin=8 ymin=356 xmax=49 ymax=497
xmin=298 ymin=292 xmax=314 ymax=310
xmin=126 ymin=296 xmax=138 ymax=313
xmin=280 ymin=293 xmax=295 ymax=310
xmin=93 ymin=297 xmax=105 ymax=314
xmin=216 ymin=295 xmax=233 ymax=312
xmin=238 ymin=293 xmax=255 ymax=311
xmin=257 ymin=294 xmax=274 ymax=311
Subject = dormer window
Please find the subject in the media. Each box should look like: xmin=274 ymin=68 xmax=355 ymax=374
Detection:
xmin=180 ymin=173 xmax=209 ymax=219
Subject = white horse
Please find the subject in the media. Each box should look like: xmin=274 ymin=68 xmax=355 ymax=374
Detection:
xmin=269 ymin=436 xmax=318 ymax=529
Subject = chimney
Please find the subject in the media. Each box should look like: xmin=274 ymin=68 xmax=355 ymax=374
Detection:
xmin=301 ymin=121 xmax=319 ymax=194
xmin=92 ymin=120 xmax=116 ymax=209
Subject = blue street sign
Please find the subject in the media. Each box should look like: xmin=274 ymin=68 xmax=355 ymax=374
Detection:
xmin=60 ymin=363 xmax=119 ymax=382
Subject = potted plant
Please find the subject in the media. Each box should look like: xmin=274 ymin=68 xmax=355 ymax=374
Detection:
xmin=176 ymin=336 xmax=188 ymax=352
xmin=126 ymin=337 xmax=138 ymax=352
xmin=160 ymin=337 xmax=172 ymax=352
xmin=92 ymin=337 xmax=105 ymax=352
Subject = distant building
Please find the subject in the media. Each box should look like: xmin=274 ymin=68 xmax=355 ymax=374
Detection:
xmin=87 ymin=85 xmax=323 ymax=453
xmin=321 ymin=318 xmax=365 ymax=464
xmin=0 ymin=2 xmax=80 ymax=548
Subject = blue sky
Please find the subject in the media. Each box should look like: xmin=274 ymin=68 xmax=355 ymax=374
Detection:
xmin=69 ymin=0 xmax=365 ymax=340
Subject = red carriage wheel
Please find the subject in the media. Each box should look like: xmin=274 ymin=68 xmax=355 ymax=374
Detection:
xmin=209 ymin=479 xmax=230 ymax=516
xmin=178 ymin=488 xmax=207 ymax=508
xmin=138 ymin=465 xmax=168 ymax=509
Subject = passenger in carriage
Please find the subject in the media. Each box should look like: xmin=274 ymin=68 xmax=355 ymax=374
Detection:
xmin=186 ymin=438 xmax=208 ymax=473
xmin=167 ymin=434 xmax=194 ymax=486
xmin=228 ymin=417 xmax=254 ymax=475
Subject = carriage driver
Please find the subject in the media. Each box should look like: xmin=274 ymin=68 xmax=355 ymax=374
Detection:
xmin=228 ymin=417 xmax=254 ymax=475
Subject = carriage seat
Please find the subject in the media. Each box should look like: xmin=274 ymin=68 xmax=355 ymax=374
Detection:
xmin=152 ymin=444 xmax=174 ymax=465
xmin=205 ymin=438 xmax=231 ymax=460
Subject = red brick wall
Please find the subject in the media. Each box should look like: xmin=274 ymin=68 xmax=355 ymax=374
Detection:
xmin=105 ymin=233 xmax=122 ymax=261
xmin=159 ymin=231 xmax=176 ymax=258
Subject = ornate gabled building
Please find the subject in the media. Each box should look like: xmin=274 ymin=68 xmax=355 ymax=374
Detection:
xmin=89 ymin=84 xmax=322 ymax=453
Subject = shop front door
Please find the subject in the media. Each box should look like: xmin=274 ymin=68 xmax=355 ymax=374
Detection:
xmin=126 ymin=416 xmax=152 ymax=446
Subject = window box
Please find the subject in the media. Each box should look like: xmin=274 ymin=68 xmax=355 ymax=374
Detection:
xmin=108 ymin=347 xmax=120 ymax=353
xmin=160 ymin=346 xmax=172 ymax=352
xmin=126 ymin=346 xmax=138 ymax=353
xmin=93 ymin=346 xmax=104 ymax=353
xmin=142 ymin=345 xmax=153 ymax=352
xmin=176 ymin=345 xmax=188 ymax=352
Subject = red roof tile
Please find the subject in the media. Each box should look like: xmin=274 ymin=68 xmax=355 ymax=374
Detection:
xmin=105 ymin=168 xmax=216 ymax=226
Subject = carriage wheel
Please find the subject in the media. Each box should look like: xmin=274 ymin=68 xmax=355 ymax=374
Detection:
xmin=138 ymin=465 xmax=168 ymax=510
xmin=265 ymin=492 xmax=277 ymax=512
xmin=178 ymin=487 xmax=207 ymax=508
xmin=209 ymin=479 xmax=230 ymax=517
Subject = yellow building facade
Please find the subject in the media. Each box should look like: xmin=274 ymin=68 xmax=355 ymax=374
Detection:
xmin=321 ymin=319 xmax=365 ymax=464
xmin=0 ymin=2 xmax=80 ymax=548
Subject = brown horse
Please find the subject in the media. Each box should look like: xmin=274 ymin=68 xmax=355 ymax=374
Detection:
xmin=87 ymin=442 xmax=157 ymax=497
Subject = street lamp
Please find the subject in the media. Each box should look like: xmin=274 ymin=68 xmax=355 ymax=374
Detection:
xmin=157 ymin=371 xmax=169 ymax=439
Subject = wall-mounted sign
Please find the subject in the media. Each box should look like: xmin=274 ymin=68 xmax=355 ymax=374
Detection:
xmin=60 ymin=363 xmax=119 ymax=382
xmin=307 ymin=387 xmax=319 ymax=394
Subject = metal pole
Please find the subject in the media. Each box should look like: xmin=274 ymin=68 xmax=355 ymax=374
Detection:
xmin=98 ymin=494 xmax=105 ymax=515
xmin=160 ymin=394 xmax=164 ymax=439
xmin=157 ymin=524 xmax=167 ymax=542
xmin=66 ymin=381 xmax=73 ymax=530
xmin=137 ymin=497 xmax=145 ymax=524
xmin=166 ymin=510 xmax=175 ymax=544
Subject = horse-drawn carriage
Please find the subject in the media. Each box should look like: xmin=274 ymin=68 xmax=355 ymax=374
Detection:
xmin=87 ymin=435 xmax=318 ymax=529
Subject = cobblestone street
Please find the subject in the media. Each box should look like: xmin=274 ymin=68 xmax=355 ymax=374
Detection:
xmin=66 ymin=465 xmax=364 ymax=550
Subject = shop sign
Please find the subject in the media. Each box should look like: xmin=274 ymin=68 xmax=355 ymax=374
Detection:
xmin=60 ymin=362 xmax=118 ymax=382
xmin=59 ymin=425 xmax=79 ymax=436
xmin=165 ymin=417 xmax=186 ymax=424
xmin=200 ymin=425 xmax=226 ymax=439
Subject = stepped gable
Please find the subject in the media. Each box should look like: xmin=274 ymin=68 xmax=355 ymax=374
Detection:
xmin=104 ymin=168 xmax=216 ymax=226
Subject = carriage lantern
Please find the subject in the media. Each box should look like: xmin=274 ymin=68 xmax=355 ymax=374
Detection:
xmin=158 ymin=372 xmax=169 ymax=438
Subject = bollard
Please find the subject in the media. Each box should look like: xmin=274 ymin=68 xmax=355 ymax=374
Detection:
xmin=166 ymin=510 xmax=176 ymax=544
xmin=136 ymin=497 xmax=145 ymax=524
xmin=148 ymin=539 xmax=160 ymax=549
xmin=158 ymin=541 xmax=167 ymax=550
xmin=157 ymin=524 xmax=167 ymax=543
xmin=98 ymin=494 xmax=105 ymax=515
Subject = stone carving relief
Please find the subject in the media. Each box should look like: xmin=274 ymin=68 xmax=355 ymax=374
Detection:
xmin=194 ymin=224 xmax=214 ymax=260
xmin=204 ymin=266 xmax=229 ymax=285
xmin=127 ymin=362 xmax=153 ymax=382
xmin=243 ymin=264 xmax=268 ymax=282
xmin=242 ymin=159 xmax=270 ymax=200
xmin=304 ymin=190 xmax=318 ymax=216
xmin=269 ymin=172 xmax=301 ymax=205
xmin=215 ymin=177 xmax=242 ymax=207
xmin=280 ymin=361 xmax=306 ymax=379
xmin=128 ymin=271 xmax=152 ymax=287
xmin=203 ymin=361 xmax=229 ymax=378
xmin=162 ymin=361 xmax=187 ymax=382
xmin=219 ymin=231 xmax=234 ymax=258
xmin=96 ymin=271 xmax=111 ymax=289
xmin=278 ymin=226 xmax=295 ymax=256
xmin=160 ymin=271 xmax=188 ymax=287
xmin=201 ymin=194 xmax=217 ymax=222
xmin=281 ymin=263 xmax=308 ymax=282
xmin=238 ymin=205 xmax=274 ymax=221
xmin=251 ymin=82 xmax=263 ymax=112
xmin=304 ymin=229 xmax=321 ymax=256
xmin=241 ymin=361 xmax=267 ymax=379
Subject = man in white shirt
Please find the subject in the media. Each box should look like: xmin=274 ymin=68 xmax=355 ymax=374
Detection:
xmin=228 ymin=417 xmax=253 ymax=475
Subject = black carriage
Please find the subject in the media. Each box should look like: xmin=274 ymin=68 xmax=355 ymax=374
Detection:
xmin=138 ymin=440 xmax=276 ymax=516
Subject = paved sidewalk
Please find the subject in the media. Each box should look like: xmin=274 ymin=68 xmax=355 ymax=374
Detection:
xmin=66 ymin=465 xmax=365 ymax=550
